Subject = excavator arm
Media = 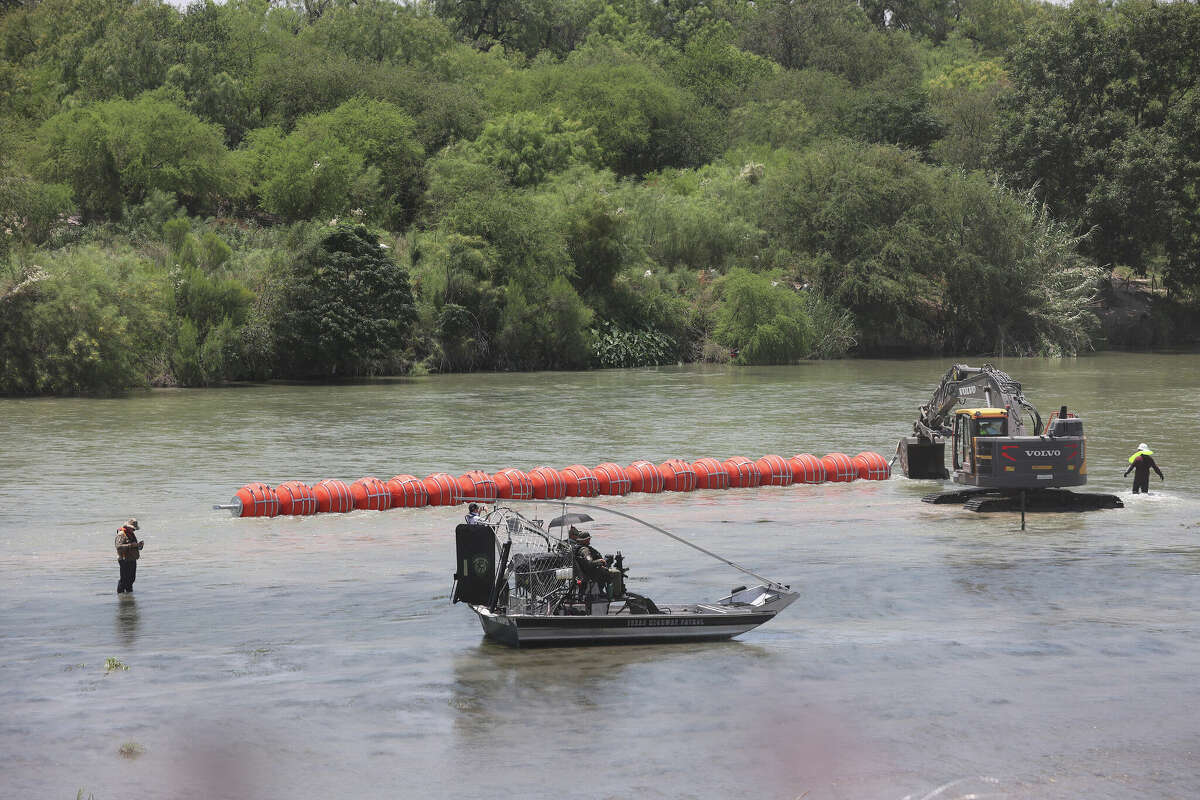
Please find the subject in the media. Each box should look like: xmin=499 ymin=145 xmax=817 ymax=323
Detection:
xmin=912 ymin=364 xmax=1042 ymax=442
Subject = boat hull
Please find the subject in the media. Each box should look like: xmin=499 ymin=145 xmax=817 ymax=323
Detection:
xmin=471 ymin=587 xmax=797 ymax=647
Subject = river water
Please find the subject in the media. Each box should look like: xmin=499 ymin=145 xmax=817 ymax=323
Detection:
xmin=1 ymin=353 xmax=1198 ymax=799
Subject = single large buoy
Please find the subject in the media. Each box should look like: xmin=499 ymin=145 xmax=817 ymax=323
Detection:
xmin=387 ymin=474 xmax=429 ymax=507
xmin=529 ymin=466 xmax=567 ymax=500
xmin=275 ymin=480 xmax=318 ymax=516
xmin=820 ymin=453 xmax=857 ymax=482
xmin=314 ymin=478 xmax=354 ymax=513
xmin=351 ymin=476 xmax=392 ymax=511
xmin=722 ymin=456 xmax=762 ymax=488
xmin=789 ymin=454 xmax=826 ymax=484
xmin=228 ymin=482 xmax=279 ymax=517
xmin=626 ymin=460 xmax=665 ymax=493
xmin=754 ymin=455 xmax=794 ymax=487
xmin=853 ymin=451 xmax=891 ymax=480
xmin=457 ymin=470 xmax=498 ymax=501
xmin=423 ymin=472 xmax=462 ymax=506
xmin=594 ymin=462 xmax=631 ymax=496
xmin=691 ymin=457 xmax=730 ymax=490
xmin=660 ymin=458 xmax=697 ymax=492
xmin=494 ymin=468 xmax=534 ymax=500
xmin=561 ymin=464 xmax=600 ymax=498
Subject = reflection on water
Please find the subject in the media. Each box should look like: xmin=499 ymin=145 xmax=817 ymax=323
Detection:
xmin=114 ymin=595 xmax=140 ymax=648
xmin=3 ymin=354 xmax=1200 ymax=799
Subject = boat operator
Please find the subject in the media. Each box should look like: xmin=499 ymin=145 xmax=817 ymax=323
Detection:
xmin=1124 ymin=443 xmax=1164 ymax=494
xmin=568 ymin=526 xmax=625 ymax=599
xmin=464 ymin=503 xmax=486 ymax=525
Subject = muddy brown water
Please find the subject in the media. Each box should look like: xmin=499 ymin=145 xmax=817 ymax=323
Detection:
xmin=2 ymin=353 xmax=1199 ymax=799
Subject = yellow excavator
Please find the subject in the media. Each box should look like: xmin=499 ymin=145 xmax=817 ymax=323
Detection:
xmin=898 ymin=364 xmax=1121 ymax=513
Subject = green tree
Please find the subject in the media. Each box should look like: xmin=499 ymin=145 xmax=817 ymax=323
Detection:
xmin=741 ymin=0 xmax=922 ymax=89
xmin=36 ymin=94 xmax=231 ymax=220
xmin=433 ymin=0 xmax=600 ymax=57
xmin=276 ymin=224 xmax=416 ymax=377
xmin=994 ymin=0 xmax=1200 ymax=290
xmin=295 ymin=98 xmax=426 ymax=227
xmin=763 ymin=141 xmax=1102 ymax=355
xmin=466 ymin=109 xmax=600 ymax=187
xmin=500 ymin=43 xmax=721 ymax=175
xmin=0 ymin=247 xmax=170 ymax=395
xmin=306 ymin=0 xmax=454 ymax=65
xmin=713 ymin=268 xmax=813 ymax=364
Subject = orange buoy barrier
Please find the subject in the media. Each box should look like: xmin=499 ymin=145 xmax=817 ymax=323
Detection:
xmin=423 ymin=472 xmax=462 ymax=506
xmin=529 ymin=466 xmax=567 ymax=500
xmin=229 ymin=482 xmax=279 ymax=517
xmin=853 ymin=451 xmax=891 ymax=480
xmin=789 ymin=454 xmax=826 ymax=484
xmin=562 ymin=464 xmax=600 ymax=498
xmin=626 ymin=460 xmax=665 ymax=493
xmin=387 ymin=474 xmax=428 ymax=507
xmin=314 ymin=478 xmax=354 ymax=513
xmin=722 ymin=456 xmax=762 ymax=488
xmin=224 ymin=444 xmax=895 ymax=517
xmin=755 ymin=455 xmax=794 ymax=486
xmin=691 ymin=457 xmax=730 ymax=490
xmin=276 ymin=480 xmax=318 ymax=516
xmin=820 ymin=453 xmax=857 ymax=482
xmin=457 ymin=470 xmax=498 ymax=501
xmin=594 ymin=462 xmax=631 ymax=496
xmin=494 ymin=468 xmax=534 ymax=500
xmin=660 ymin=458 xmax=697 ymax=492
xmin=351 ymin=476 xmax=391 ymax=511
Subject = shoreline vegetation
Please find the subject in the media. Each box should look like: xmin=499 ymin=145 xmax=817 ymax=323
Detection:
xmin=2 ymin=0 xmax=1199 ymax=396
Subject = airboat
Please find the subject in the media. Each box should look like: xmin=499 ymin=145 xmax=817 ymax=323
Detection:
xmin=451 ymin=500 xmax=798 ymax=647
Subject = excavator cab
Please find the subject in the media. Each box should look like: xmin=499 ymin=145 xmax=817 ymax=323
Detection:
xmin=952 ymin=408 xmax=1009 ymax=477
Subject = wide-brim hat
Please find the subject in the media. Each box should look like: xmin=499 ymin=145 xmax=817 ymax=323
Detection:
xmin=125 ymin=518 xmax=139 ymax=530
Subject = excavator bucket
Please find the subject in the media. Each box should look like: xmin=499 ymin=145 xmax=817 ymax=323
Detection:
xmin=898 ymin=437 xmax=949 ymax=479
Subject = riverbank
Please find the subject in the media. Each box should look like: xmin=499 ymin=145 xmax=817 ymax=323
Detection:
xmin=1096 ymin=276 xmax=1200 ymax=350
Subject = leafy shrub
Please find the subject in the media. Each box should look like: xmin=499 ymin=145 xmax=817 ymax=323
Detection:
xmin=35 ymin=94 xmax=231 ymax=220
xmin=590 ymin=323 xmax=677 ymax=368
xmin=0 ymin=247 xmax=170 ymax=395
xmin=713 ymin=268 xmax=813 ymax=364
xmin=466 ymin=110 xmax=600 ymax=187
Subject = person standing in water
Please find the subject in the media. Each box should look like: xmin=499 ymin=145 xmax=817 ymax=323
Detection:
xmin=1124 ymin=443 xmax=1164 ymax=494
xmin=114 ymin=518 xmax=144 ymax=593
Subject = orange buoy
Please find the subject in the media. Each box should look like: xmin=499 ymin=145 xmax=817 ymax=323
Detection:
xmin=594 ymin=463 xmax=631 ymax=496
xmin=660 ymin=458 xmax=697 ymax=492
xmin=387 ymin=474 xmax=428 ymax=508
xmin=529 ymin=466 xmax=567 ymax=499
xmin=423 ymin=472 xmax=462 ymax=506
xmin=722 ymin=456 xmax=762 ymax=488
xmin=493 ymin=468 xmax=534 ymax=500
xmin=229 ymin=482 xmax=279 ymax=517
xmin=276 ymin=480 xmax=318 ymax=516
xmin=853 ymin=451 xmax=891 ymax=480
xmin=789 ymin=454 xmax=826 ymax=484
xmin=314 ymin=478 xmax=354 ymax=513
xmin=350 ymin=476 xmax=392 ymax=511
xmin=626 ymin=460 xmax=665 ymax=493
xmin=457 ymin=470 xmax=498 ymax=501
xmin=820 ymin=452 xmax=857 ymax=482
xmin=562 ymin=464 xmax=600 ymax=498
xmin=754 ymin=454 xmax=794 ymax=486
xmin=691 ymin=457 xmax=730 ymax=490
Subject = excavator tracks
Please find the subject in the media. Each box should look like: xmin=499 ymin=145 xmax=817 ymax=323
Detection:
xmin=922 ymin=488 xmax=1124 ymax=513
